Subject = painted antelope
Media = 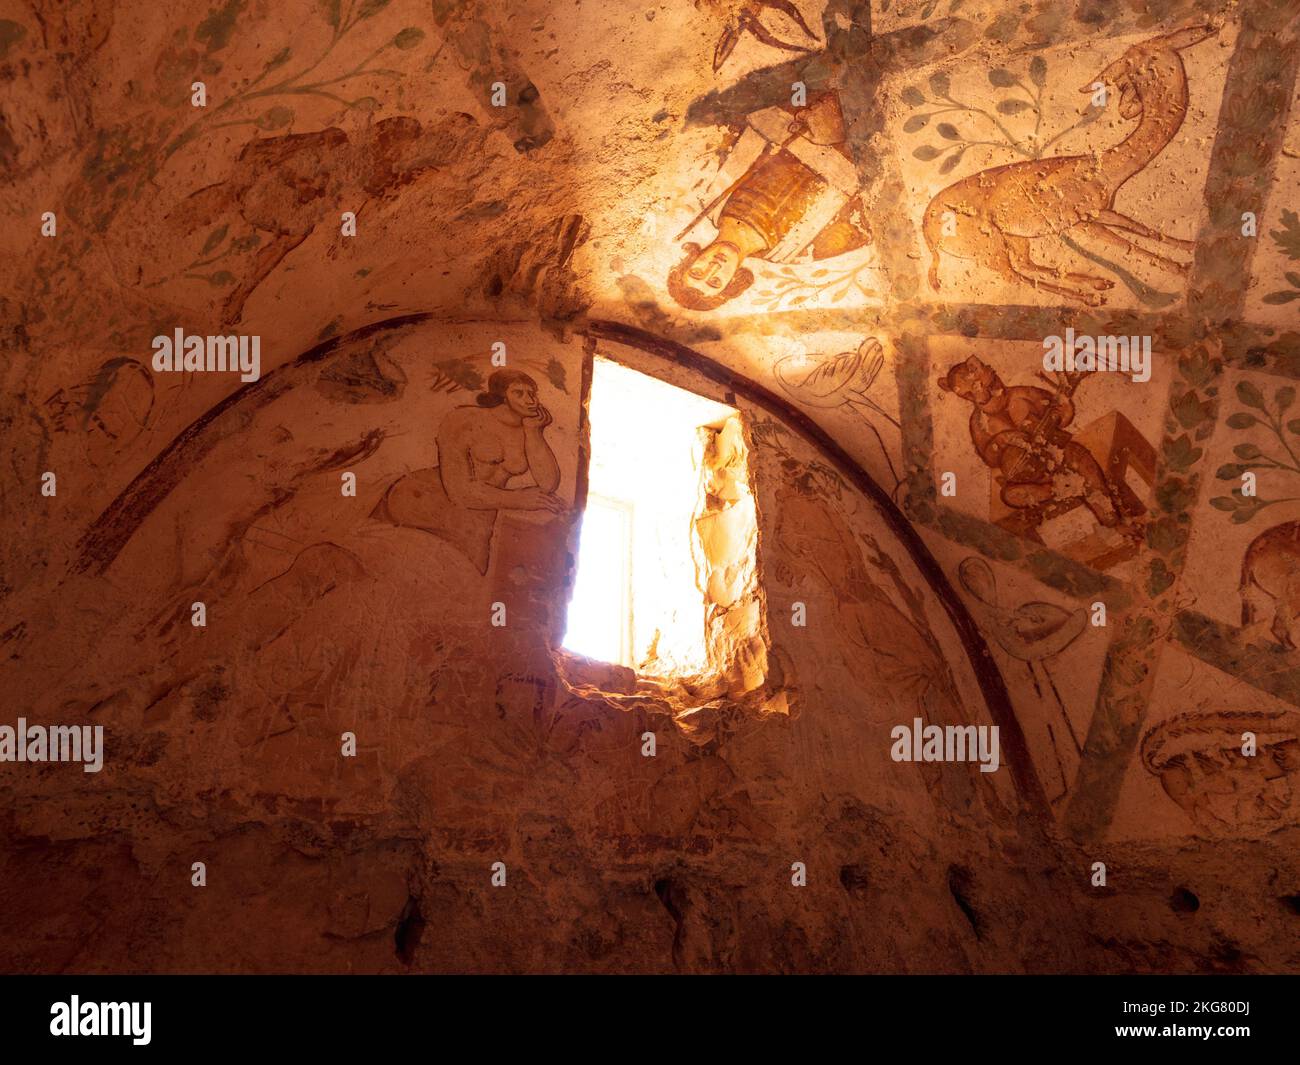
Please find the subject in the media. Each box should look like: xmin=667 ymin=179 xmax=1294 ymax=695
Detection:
xmin=922 ymin=21 xmax=1220 ymax=305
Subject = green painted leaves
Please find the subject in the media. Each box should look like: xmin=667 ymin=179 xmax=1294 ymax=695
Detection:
xmin=1271 ymin=209 xmax=1300 ymax=261
xmin=0 ymin=18 xmax=26 ymax=59
xmin=393 ymin=27 xmax=425 ymax=50
xmin=318 ymin=0 xmax=391 ymax=31
xmin=1170 ymin=389 xmax=1211 ymax=430
xmin=318 ymin=0 xmax=342 ymax=28
xmin=1264 ymin=211 xmax=1300 ymax=304
xmin=1209 ymin=495 xmax=1268 ymax=523
xmin=1236 ymin=380 xmax=1265 ymax=409
xmin=195 ymin=0 xmax=244 ymax=53
xmin=545 ymin=358 xmax=567 ymax=393
xmin=1210 ymin=378 xmax=1300 ymax=522
xmin=749 ymin=261 xmax=878 ymax=311
xmin=200 ymin=225 xmax=228 ymax=256
xmin=902 ymin=55 xmax=1050 ymax=171
xmin=265 ymin=47 xmax=292 ymax=71
xmin=1262 ymin=284 xmax=1300 ymax=305
xmin=255 ymin=106 xmax=293 ymax=130
xmin=1162 ymin=435 xmax=1202 ymax=474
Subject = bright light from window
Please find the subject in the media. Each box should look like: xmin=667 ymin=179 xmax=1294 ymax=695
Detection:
xmin=563 ymin=358 xmax=738 ymax=675
xmin=563 ymin=495 xmax=631 ymax=667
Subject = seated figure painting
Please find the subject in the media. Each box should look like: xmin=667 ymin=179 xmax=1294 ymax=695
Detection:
xmin=939 ymin=355 xmax=1153 ymax=570
xmin=372 ymin=370 xmax=565 ymax=575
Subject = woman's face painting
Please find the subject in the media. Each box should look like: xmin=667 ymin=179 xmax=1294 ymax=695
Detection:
xmin=505 ymin=382 xmax=539 ymax=418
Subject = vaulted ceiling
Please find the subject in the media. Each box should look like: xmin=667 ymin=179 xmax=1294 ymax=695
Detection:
xmin=4 ymin=0 xmax=1300 ymax=973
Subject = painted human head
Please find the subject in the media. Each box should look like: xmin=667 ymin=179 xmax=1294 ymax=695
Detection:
xmin=666 ymin=241 xmax=755 ymax=311
xmin=477 ymin=370 xmax=540 ymax=418
xmin=938 ymin=355 xmax=1001 ymax=405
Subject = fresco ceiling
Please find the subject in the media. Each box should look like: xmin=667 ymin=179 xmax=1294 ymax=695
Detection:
xmin=5 ymin=0 xmax=1300 ymax=854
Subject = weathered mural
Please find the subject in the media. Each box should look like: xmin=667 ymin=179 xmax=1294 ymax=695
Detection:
xmin=3 ymin=0 xmax=1300 ymax=978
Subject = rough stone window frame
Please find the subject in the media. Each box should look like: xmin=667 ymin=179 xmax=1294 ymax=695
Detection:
xmin=551 ymin=346 xmax=789 ymax=724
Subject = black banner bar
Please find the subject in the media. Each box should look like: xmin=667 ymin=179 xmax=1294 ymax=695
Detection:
xmin=0 ymin=974 xmax=1291 ymax=1053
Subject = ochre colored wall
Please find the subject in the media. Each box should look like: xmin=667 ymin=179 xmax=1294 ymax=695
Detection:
xmin=4 ymin=0 xmax=1300 ymax=973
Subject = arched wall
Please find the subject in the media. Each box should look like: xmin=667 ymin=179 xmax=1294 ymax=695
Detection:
xmin=0 ymin=314 xmax=1073 ymax=973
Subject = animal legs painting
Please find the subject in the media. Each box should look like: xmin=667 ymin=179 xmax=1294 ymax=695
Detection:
xmin=921 ymin=22 xmax=1221 ymax=306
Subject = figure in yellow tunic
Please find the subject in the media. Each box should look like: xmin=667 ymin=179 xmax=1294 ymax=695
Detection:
xmin=667 ymin=91 xmax=872 ymax=311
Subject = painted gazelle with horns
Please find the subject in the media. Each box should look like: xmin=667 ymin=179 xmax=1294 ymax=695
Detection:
xmin=922 ymin=21 xmax=1221 ymax=305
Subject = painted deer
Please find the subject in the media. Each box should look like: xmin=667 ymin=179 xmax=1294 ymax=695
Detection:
xmin=922 ymin=21 xmax=1220 ymax=305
